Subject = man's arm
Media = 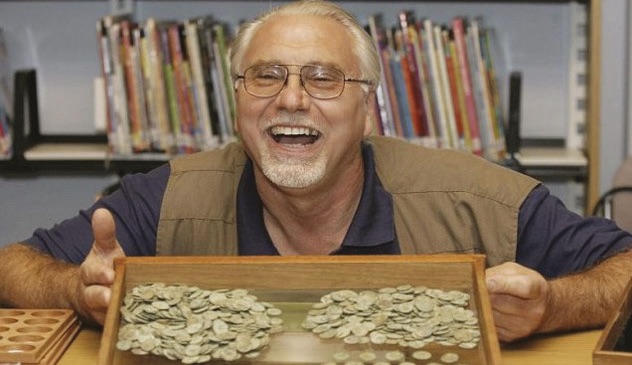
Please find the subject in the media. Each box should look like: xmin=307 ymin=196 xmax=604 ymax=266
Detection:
xmin=542 ymin=248 xmax=632 ymax=332
xmin=0 ymin=208 xmax=125 ymax=325
xmin=486 ymin=249 xmax=632 ymax=342
xmin=0 ymin=243 xmax=84 ymax=314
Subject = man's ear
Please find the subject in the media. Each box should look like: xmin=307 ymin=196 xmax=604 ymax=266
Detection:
xmin=233 ymin=90 xmax=240 ymax=135
xmin=364 ymin=92 xmax=377 ymax=137
xmin=234 ymin=117 xmax=240 ymax=134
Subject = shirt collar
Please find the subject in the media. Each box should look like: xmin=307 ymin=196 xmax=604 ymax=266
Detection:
xmin=236 ymin=141 xmax=395 ymax=255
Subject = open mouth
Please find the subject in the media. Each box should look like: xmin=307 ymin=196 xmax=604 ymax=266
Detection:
xmin=269 ymin=126 xmax=320 ymax=145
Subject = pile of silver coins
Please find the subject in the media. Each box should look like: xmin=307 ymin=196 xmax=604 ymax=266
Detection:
xmin=302 ymin=285 xmax=480 ymax=350
xmin=116 ymin=283 xmax=283 ymax=363
xmin=116 ymin=283 xmax=480 ymax=363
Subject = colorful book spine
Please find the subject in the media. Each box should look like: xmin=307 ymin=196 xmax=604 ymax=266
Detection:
xmin=390 ymin=53 xmax=415 ymax=139
xmin=185 ymin=19 xmax=217 ymax=150
xmin=468 ymin=19 xmax=498 ymax=160
xmin=398 ymin=11 xmax=428 ymax=139
xmin=213 ymin=23 xmax=236 ymax=139
xmin=144 ymin=18 xmax=175 ymax=153
xmin=168 ymin=23 xmax=196 ymax=153
xmin=480 ymin=27 xmax=506 ymax=160
xmin=160 ymin=23 xmax=183 ymax=153
xmin=410 ymin=21 xmax=437 ymax=148
xmin=121 ymin=20 xmax=150 ymax=152
xmin=0 ymin=102 xmax=10 ymax=157
xmin=433 ymin=25 xmax=459 ymax=149
xmin=131 ymin=25 xmax=151 ymax=152
xmin=367 ymin=14 xmax=396 ymax=137
xmin=106 ymin=20 xmax=133 ymax=155
xmin=423 ymin=19 xmax=450 ymax=149
xmin=96 ymin=17 xmax=117 ymax=154
xmin=380 ymin=46 xmax=404 ymax=138
xmin=446 ymin=32 xmax=470 ymax=152
xmin=97 ymin=16 xmax=132 ymax=155
xmin=0 ymin=27 xmax=11 ymax=122
xmin=195 ymin=16 xmax=222 ymax=147
xmin=452 ymin=17 xmax=482 ymax=156
xmin=199 ymin=21 xmax=230 ymax=144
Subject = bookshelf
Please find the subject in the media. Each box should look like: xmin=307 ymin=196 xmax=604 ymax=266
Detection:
xmin=0 ymin=0 xmax=602 ymax=213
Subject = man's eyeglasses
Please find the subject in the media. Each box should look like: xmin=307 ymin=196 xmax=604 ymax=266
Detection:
xmin=235 ymin=64 xmax=372 ymax=100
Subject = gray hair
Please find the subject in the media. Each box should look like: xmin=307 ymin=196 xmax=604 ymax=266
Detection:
xmin=230 ymin=0 xmax=381 ymax=90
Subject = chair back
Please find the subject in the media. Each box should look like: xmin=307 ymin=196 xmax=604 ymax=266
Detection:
xmin=594 ymin=158 xmax=632 ymax=233
xmin=612 ymin=159 xmax=632 ymax=232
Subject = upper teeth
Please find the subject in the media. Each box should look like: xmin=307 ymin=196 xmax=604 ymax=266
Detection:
xmin=271 ymin=126 xmax=318 ymax=136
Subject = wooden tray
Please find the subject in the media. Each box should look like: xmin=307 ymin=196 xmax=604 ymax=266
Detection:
xmin=0 ymin=308 xmax=80 ymax=364
xmin=99 ymin=254 xmax=500 ymax=364
xmin=594 ymin=276 xmax=632 ymax=364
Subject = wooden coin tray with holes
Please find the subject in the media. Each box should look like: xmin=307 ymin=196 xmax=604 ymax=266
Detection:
xmin=0 ymin=309 xmax=80 ymax=365
xmin=99 ymin=254 xmax=501 ymax=365
xmin=594 ymin=275 xmax=632 ymax=364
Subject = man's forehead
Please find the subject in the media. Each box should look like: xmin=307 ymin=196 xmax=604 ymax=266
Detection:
xmin=243 ymin=14 xmax=354 ymax=67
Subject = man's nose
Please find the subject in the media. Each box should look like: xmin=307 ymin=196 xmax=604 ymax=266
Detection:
xmin=275 ymin=73 xmax=310 ymax=111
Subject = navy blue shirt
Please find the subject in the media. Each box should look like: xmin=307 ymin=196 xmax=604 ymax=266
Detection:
xmin=25 ymin=144 xmax=632 ymax=278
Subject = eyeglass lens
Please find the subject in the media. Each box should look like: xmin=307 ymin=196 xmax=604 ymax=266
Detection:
xmin=243 ymin=65 xmax=345 ymax=99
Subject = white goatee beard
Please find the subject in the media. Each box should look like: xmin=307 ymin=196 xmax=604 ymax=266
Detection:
xmin=259 ymin=114 xmax=326 ymax=188
xmin=261 ymin=151 xmax=326 ymax=188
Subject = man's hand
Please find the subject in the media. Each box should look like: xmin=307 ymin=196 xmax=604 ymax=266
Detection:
xmin=78 ymin=208 xmax=126 ymax=325
xmin=485 ymin=262 xmax=550 ymax=342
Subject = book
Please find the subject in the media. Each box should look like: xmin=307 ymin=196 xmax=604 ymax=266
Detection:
xmin=398 ymin=11 xmax=428 ymax=139
xmin=99 ymin=16 xmax=133 ymax=155
xmin=469 ymin=19 xmax=504 ymax=161
xmin=423 ymin=18 xmax=450 ymax=149
xmin=143 ymin=18 xmax=176 ymax=153
xmin=443 ymin=29 xmax=468 ymax=151
xmin=392 ymin=29 xmax=415 ymax=138
xmin=185 ymin=18 xmax=218 ymax=150
xmin=410 ymin=20 xmax=437 ymax=148
xmin=413 ymin=20 xmax=439 ymax=148
xmin=506 ymin=71 xmax=522 ymax=157
xmin=380 ymin=42 xmax=404 ymax=138
xmin=390 ymin=52 xmax=415 ymax=139
xmin=452 ymin=17 xmax=482 ymax=156
xmin=168 ymin=23 xmax=197 ymax=153
xmin=0 ymin=27 xmax=11 ymax=122
xmin=97 ymin=15 xmax=119 ymax=153
xmin=0 ymin=27 xmax=11 ymax=157
xmin=465 ymin=21 xmax=488 ymax=157
xmin=158 ymin=22 xmax=183 ymax=154
xmin=0 ymin=97 xmax=9 ymax=158
xmin=120 ymin=20 xmax=151 ymax=153
xmin=433 ymin=25 xmax=459 ymax=149
xmin=212 ymin=23 xmax=236 ymax=143
xmin=132 ymin=25 xmax=152 ymax=152
xmin=480 ymin=27 xmax=506 ymax=160
xmin=367 ymin=14 xmax=396 ymax=137
xmin=197 ymin=19 xmax=227 ymax=144
xmin=465 ymin=20 xmax=492 ymax=159
xmin=194 ymin=16 xmax=222 ymax=148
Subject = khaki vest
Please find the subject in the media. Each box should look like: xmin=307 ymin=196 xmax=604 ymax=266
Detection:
xmin=156 ymin=136 xmax=539 ymax=266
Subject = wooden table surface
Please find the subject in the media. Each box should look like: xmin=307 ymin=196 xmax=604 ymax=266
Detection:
xmin=58 ymin=327 xmax=604 ymax=364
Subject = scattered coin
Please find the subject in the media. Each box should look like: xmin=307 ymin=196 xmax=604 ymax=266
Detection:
xmin=412 ymin=350 xmax=432 ymax=360
xmin=384 ymin=350 xmax=405 ymax=361
xmin=440 ymin=352 xmax=460 ymax=363
xmin=333 ymin=351 xmax=351 ymax=361
xmin=358 ymin=351 xmax=377 ymax=361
